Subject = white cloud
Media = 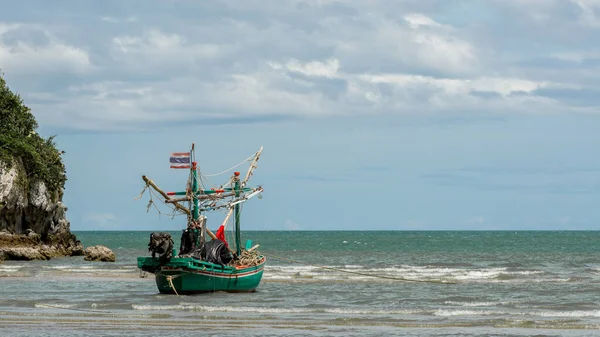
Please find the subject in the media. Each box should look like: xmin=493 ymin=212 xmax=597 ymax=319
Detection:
xmin=284 ymin=219 xmax=301 ymax=230
xmin=30 ymin=70 xmax=338 ymax=130
xmin=572 ymin=0 xmax=600 ymax=27
xmin=83 ymin=212 xmax=119 ymax=230
xmin=2 ymin=1 xmax=600 ymax=131
xmin=110 ymin=30 xmax=221 ymax=70
xmin=332 ymin=14 xmax=478 ymax=76
xmin=0 ymin=24 xmax=93 ymax=75
xmin=411 ymin=32 xmax=477 ymax=74
xmin=100 ymin=17 xmax=119 ymax=23
xmin=361 ymin=75 xmax=547 ymax=96
xmin=0 ymin=23 xmax=21 ymax=34
xmin=271 ymin=58 xmax=341 ymax=78
xmin=404 ymin=13 xmax=443 ymax=28
xmin=101 ymin=16 xmax=138 ymax=23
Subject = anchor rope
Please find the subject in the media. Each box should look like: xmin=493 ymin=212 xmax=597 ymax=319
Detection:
xmin=165 ymin=274 xmax=183 ymax=296
xmin=264 ymin=253 xmax=458 ymax=285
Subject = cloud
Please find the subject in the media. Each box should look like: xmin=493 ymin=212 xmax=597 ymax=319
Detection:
xmin=101 ymin=16 xmax=138 ymax=24
xmin=100 ymin=17 xmax=119 ymax=24
xmin=404 ymin=13 xmax=443 ymax=29
xmin=110 ymin=29 xmax=222 ymax=73
xmin=532 ymin=87 xmax=600 ymax=106
xmin=422 ymin=165 xmax=600 ymax=195
xmin=284 ymin=219 xmax=301 ymax=230
xmin=2 ymin=1 xmax=600 ymax=131
xmin=0 ymin=23 xmax=93 ymax=75
xmin=572 ymin=0 xmax=600 ymax=27
xmin=270 ymin=58 xmax=341 ymax=78
xmin=83 ymin=212 xmax=119 ymax=230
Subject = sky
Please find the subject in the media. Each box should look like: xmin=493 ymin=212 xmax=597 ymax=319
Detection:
xmin=2 ymin=0 xmax=600 ymax=231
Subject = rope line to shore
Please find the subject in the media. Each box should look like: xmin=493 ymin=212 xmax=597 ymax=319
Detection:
xmin=264 ymin=253 xmax=458 ymax=285
xmin=166 ymin=275 xmax=181 ymax=296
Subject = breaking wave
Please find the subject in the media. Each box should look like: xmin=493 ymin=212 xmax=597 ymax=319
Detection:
xmin=262 ymin=265 xmax=550 ymax=284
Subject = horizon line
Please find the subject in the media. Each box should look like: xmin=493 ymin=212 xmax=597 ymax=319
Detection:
xmin=70 ymin=229 xmax=600 ymax=232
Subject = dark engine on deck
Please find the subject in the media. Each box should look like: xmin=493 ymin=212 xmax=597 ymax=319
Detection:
xmin=148 ymin=232 xmax=174 ymax=261
xmin=179 ymin=228 xmax=233 ymax=266
xmin=146 ymin=230 xmax=233 ymax=267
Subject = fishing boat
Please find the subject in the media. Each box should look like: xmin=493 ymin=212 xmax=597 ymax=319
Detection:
xmin=136 ymin=144 xmax=266 ymax=294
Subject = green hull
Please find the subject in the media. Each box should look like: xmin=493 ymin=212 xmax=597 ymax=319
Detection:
xmin=138 ymin=256 xmax=266 ymax=294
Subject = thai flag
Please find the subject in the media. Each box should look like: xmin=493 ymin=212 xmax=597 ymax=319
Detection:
xmin=169 ymin=152 xmax=190 ymax=169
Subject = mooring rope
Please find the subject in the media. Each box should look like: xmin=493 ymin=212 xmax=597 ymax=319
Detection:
xmin=264 ymin=253 xmax=458 ymax=285
xmin=165 ymin=275 xmax=181 ymax=296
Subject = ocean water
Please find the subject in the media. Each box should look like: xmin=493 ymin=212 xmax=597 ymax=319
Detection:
xmin=1 ymin=231 xmax=600 ymax=336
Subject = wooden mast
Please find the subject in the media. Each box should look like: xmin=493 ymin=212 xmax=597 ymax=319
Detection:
xmin=233 ymin=171 xmax=242 ymax=256
xmin=190 ymin=143 xmax=206 ymax=246
xmin=191 ymin=143 xmax=198 ymax=222
xmin=242 ymin=146 xmax=263 ymax=188
xmin=234 ymin=147 xmax=263 ymax=256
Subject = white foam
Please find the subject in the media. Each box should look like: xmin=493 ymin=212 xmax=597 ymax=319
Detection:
xmin=342 ymin=265 xmax=363 ymax=269
xmin=131 ymin=302 xmax=600 ymax=320
xmin=132 ymin=303 xmax=424 ymax=316
xmin=434 ymin=309 xmax=500 ymax=316
xmin=132 ymin=304 xmax=308 ymax=314
xmin=444 ymin=301 xmax=502 ymax=307
xmin=47 ymin=265 xmax=103 ymax=270
xmin=533 ymin=310 xmax=600 ymax=318
xmin=264 ymin=264 xmax=548 ymax=283
xmin=35 ymin=303 xmax=77 ymax=309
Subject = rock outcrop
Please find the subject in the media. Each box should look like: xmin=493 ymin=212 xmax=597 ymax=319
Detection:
xmin=83 ymin=245 xmax=116 ymax=262
xmin=0 ymin=159 xmax=83 ymax=260
xmin=0 ymin=73 xmax=82 ymax=261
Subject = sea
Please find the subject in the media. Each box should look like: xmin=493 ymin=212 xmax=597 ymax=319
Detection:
xmin=1 ymin=231 xmax=600 ymax=337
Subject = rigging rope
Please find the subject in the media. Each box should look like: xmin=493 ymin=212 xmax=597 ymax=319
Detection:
xmin=202 ymin=153 xmax=256 ymax=177
xmin=146 ymin=188 xmax=187 ymax=219
xmin=133 ymin=184 xmax=149 ymax=200
xmin=264 ymin=253 xmax=458 ymax=285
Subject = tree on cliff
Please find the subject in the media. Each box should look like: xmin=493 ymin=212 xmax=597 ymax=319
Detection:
xmin=0 ymin=73 xmax=67 ymax=191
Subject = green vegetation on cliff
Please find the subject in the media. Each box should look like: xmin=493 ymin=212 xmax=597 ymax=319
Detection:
xmin=0 ymin=73 xmax=67 ymax=191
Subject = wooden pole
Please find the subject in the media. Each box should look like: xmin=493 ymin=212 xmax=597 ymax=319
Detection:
xmin=142 ymin=175 xmax=233 ymax=253
xmin=234 ymin=174 xmax=241 ymax=256
xmin=242 ymin=146 xmax=263 ymax=188
xmin=165 ymin=192 xmax=236 ymax=204
xmin=165 ymin=197 xmax=191 ymax=203
xmin=142 ymin=175 xmax=190 ymax=215
xmin=221 ymin=208 xmax=234 ymax=230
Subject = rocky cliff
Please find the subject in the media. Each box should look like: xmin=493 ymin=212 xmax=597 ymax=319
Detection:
xmin=0 ymin=73 xmax=82 ymax=261
xmin=0 ymin=158 xmax=83 ymax=260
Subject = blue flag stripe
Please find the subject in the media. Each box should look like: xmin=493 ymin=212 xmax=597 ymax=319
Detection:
xmin=170 ymin=157 xmax=190 ymax=164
